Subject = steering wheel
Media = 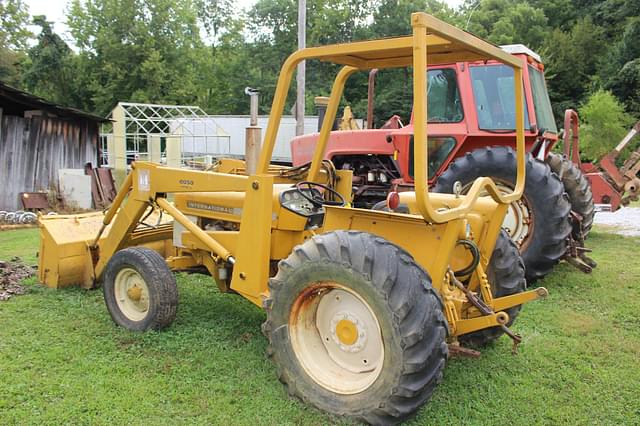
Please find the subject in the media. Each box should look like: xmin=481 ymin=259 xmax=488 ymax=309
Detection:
xmin=295 ymin=181 xmax=346 ymax=207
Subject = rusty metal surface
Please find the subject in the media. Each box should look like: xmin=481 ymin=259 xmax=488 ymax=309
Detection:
xmin=448 ymin=344 xmax=481 ymax=358
xmin=19 ymin=192 xmax=49 ymax=209
xmin=367 ymin=69 xmax=378 ymax=129
xmin=563 ymin=109 xmax=581 ymax=164
xmin=563 ymin=112 xmax=640 ymax=212
xmin=82 ymin=164 xmax=117 ymax=209
xmin=96 ymin=168 xmax=117 ymax=202
xmin=563 ymin=211 xmax=597 ymax=273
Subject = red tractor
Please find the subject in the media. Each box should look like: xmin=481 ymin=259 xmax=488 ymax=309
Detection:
xmin=292 ymin=44 xmax=596 ymax=282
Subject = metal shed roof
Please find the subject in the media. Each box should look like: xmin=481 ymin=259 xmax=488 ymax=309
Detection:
xmin=0 ymin=82 xmax=108 ymax=122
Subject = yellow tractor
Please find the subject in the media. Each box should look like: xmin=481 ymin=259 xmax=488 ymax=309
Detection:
xmin=38 ymin=13 xmax=548 ymax=424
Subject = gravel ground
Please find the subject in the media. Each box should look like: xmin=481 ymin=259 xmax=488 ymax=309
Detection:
xmin=593 ymin=207 xmax=640 ymax=237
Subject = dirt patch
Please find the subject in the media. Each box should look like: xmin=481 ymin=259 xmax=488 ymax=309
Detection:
xmin=594 ymin=207 xmax=640 ymax=237
xmin=0 ymin=258 xmax=35 ymax=301
xmin=560 ymin=311 xmax=605 ymax=336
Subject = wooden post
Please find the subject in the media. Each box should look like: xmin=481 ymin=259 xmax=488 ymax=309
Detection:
xmin=295 ymin=0 xmax=306 ymax=136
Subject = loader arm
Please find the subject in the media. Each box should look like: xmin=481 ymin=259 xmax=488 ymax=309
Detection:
xmin=91 ymin=163 xmax=250 ymax=283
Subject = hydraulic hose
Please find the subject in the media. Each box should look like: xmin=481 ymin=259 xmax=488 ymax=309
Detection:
xmin=453 ymin=239 xmax=481 ymax=277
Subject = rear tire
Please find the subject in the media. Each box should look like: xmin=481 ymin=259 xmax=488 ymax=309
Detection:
xmin=262 ymin=230 xmax=448 ymax=424
xmin=103 ymin=247 xmax=178 ymax=331
xmin=459 ymin=230 xmax=526 ymax=347
xmin=434 ymin=146 xmax=571 ymax=282
xmin=546 ymin=152 xmax=595 ymax=238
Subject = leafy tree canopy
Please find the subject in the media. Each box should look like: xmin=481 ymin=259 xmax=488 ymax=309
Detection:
xmin=0 ymin=0 xmax=636 ymax=142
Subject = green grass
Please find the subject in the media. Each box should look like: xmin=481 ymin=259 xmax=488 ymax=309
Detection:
xmin=0 ymin=228 xmax=39 ymax=265
xmin=1 ymin=227 xmax=639 ymax=424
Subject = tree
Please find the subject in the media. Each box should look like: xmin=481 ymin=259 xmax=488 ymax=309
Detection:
xmin=462 ymin=0 xmax=548 ymax=50
xmin=23 ymin=16 xmax=75 ymax=104
xmin=198 ymin=19 xmax=261 ymax=114
xmin=572 ymin=0 xmax=634 ymax=40
xmin=541 ymin=17 xmax=607 ymax=119
xmin=579 ymin=89 xmax=634 ymax=161
xmin=608 ymin=59 xmax=640 ymax=115
xmin=66 ymin=0 xmax=210 ymax=115
xmin=602 ymin=19 xmax=640 ymax=114
xmin=246 ymin=0 xmax=375 ymax=116
xmin=0 ymin=0 xmax=31 ymax=50
xmin=196 ymin=0 xmax=235 ymax=46
xmin=528 ymin=0 xmax=576 ymax=30
xmin=0 ymin=0 xmax=32 ymax=86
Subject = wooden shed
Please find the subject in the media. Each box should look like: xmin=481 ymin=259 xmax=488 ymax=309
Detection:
xmin=0 ymin=82 xmax=108 ymax=211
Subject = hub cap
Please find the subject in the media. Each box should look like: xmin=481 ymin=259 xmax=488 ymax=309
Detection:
xmin=289 ymin=284 xmax=384 ymax=394
xmin=468 ymin=181 xmax=533 ymax=248
xmin=114 ymin=267 xmax=150 ymax=321
xmin=496 ymin=182 xmax=532 ymax=248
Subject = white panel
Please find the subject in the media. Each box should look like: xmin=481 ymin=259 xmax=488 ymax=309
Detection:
xmin=58 ymin=169 xmax=92 ymax=209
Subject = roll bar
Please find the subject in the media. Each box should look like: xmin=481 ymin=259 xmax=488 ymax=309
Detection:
xmin=257 ymin=12 xmax=526 ymax=222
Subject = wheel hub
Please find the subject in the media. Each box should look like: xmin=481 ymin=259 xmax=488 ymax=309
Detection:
xmin=335 ymin=319 xmax=357 ymax=345
xmin=503 ymin=196 xmax=532 ymax=247
xmin=483 ymin=181 xmax=532 ymax=248
xmin=331 ymin=314 xmax=366 ymax=351
xmin=316 ymin=289 xmax=382 ymax=374
xmin=289 ymin=284 xmax=384 ymax=394
xmin=464 ymin=180 xmax=533 ymax=248
xmin=114 ymin=267 xmax=150 ymax=321
xmin=127 ymin=286 xmax=142 ymax=301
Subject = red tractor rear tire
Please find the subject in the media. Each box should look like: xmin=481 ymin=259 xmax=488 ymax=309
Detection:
xmin=434 ymin=146 xmax=571 ymax=282
xmin=546 ymin=152 xmax=595 ymax=238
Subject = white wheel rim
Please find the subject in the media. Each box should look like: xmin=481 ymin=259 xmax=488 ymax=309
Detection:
xmin=495 ymin=182 xmax=532 ymax=248
xmin=289 ymin=283 xmax=384 ymax=394
xmin=469 ymin=181 xmax=532 ymax=248
xmin=114 ymin=267 xmax=150 ymax=321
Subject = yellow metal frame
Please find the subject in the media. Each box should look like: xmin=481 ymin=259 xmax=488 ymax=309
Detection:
xmin=256 ymin=13 xmax=526 ymax=224
xmin=38 ymin=13 xmax=543 ymax=339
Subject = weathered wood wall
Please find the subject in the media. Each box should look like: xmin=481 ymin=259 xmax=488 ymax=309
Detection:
xmin=0 ymin=114 xmax=99 ymax=211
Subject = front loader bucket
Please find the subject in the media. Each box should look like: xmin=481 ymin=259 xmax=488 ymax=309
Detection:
xmin=39 ymin=212 xmax=106 ymax=289
xmin=38 ymin=211 xmax=173 ymax=289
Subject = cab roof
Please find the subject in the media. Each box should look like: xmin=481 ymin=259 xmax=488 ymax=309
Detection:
xmin=291 ymin=13 xmax=522 ymax=70
xmin=500 ymin=44 xmax=542 ymax=63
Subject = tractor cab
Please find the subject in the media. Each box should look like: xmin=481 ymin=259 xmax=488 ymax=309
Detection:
xmin=392 ymin=43 xmax=559 ymax=184
xmin=291 ymin=43 xmax=559 ymax=196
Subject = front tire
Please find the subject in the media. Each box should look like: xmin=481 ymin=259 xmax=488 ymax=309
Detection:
xmin=434 ymin=146 xmax=571 ymax=282
xmin=103 ymin=247 xmax=178 ymax=331
xmin=262 ymin=231 xmax=448 ymax=424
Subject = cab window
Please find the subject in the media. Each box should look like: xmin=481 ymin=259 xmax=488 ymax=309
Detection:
xmin=427 ymin=69 xmax=463 ymax=123
xmin=528 ymin=65 xmax=558 ymax=133
xmin=408 ymin=136 xmax=457 ymax=179
xmin=470 ymin=64 xmax=530 ymax=130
